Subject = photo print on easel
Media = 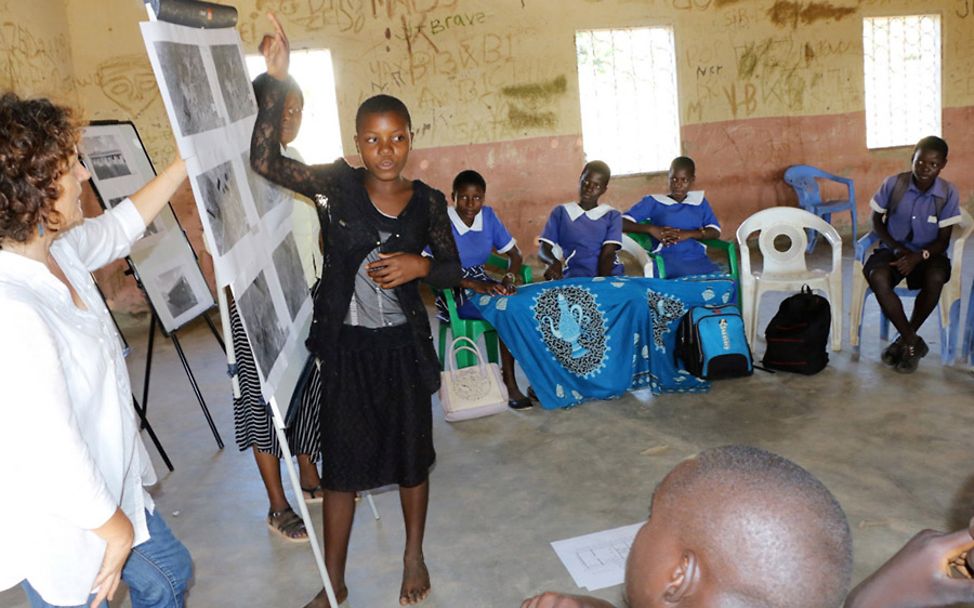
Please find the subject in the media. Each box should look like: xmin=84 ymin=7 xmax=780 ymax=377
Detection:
xmin=195 ymin=159 xmax=249 ymax=255
xmin=235 ymin=269 xmax=288 ymax=381
xmin=271 ymin=234 xmax=307 ymax=321
xmin=211 ymin=44 xmax=257 ymax=123
xmin=85 ymin=134 xmax=133 ymax=180
xmin=80 ymin=121 xmax=215 ymax=333
xmin=152 ymin=41 xmax=225 ymax=137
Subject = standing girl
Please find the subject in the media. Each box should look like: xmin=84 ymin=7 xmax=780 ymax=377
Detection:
xmin=251 ymin=15 xmax=461 ymax=607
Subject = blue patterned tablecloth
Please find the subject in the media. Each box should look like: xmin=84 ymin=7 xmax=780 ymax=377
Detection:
xmin=471 ymin=276 xmax=736 ymax=409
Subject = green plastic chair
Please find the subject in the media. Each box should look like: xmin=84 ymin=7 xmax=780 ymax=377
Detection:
xmin=437 ymin=253 xmax=532 ymax=370
xmin=625 ymin=223 xmax=741 ymax=306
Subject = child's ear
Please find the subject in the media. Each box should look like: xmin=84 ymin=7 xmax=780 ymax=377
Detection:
xmin=663 ymin=550 xmax=700 ymax=603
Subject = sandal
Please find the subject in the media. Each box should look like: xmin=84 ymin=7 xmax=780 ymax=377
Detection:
xmin=267 ymin=507 xmax=309 ymax=543
xmin=302 ymin=483 xmax=324 ymax=504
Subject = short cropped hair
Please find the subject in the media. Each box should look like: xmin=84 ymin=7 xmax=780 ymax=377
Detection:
xmin=0 ymin=93 xmax=80 ymax=245
xmin=356 ymin=94 xmax=412 ymax=132
xmin=657 ymin=445 xmax=853 ymax=608
xmin=670 ymin=156 xmax=696 ymax=176
xmin=582 ymin=160 xmax=611 ymax=181
xmin=914 ymin=135 xmax=948 ymax=159
xmin=452 ymin=169 xmax=486 ymax=193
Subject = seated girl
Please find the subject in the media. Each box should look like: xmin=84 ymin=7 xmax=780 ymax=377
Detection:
xmin=622 ymin=156 xmax=722 ymax=278
xmin=434 ymin=169 xmax=533 ymax=409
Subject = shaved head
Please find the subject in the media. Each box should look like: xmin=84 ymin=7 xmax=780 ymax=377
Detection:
xmin=627 ymin=446 xmax=852 ymax=608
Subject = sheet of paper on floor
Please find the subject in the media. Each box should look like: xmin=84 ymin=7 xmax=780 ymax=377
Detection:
xmin=550 ymin=522 xmax=643 ymax=591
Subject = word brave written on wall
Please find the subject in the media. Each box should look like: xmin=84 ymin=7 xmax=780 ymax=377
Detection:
xmin=240 ymin=1 xmax=565 ymax=146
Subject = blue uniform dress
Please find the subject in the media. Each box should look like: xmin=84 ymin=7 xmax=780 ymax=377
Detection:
xmin=434 ymin=206 xmax=517 ymax=321
xmin=869 ymin=175 xmax=961 ymax=251
xmin=863 ymin=174 xmax=962 ymax=288
xmin=538 ymin=202 xmax=624 ymax=278
xmin=622 ymin=191 xmax=722 ymax=278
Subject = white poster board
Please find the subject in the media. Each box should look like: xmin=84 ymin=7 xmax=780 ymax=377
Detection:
xmin=81 ymin=121 xmax=215 ymax=333
xmin=140 ymin=20 xmax=312 ymax=403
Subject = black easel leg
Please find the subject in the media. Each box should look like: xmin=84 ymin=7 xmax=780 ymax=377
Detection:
xmin=203 ymin=312 xmax=226 ymax=353
xmin=141 ymin=314 xmax=157 ymax=421
xmin=133 ymin=394 xmax=174 ymax=471
xmin=170 ymin=331 xmax=224 ymax=449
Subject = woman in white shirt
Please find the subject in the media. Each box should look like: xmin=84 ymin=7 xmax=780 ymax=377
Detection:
xmin=0 ymin=93 xmax=192 ymax=608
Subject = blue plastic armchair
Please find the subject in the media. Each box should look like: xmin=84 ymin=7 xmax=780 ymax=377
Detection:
xmin=850 ymin=209 xmax=973 ymax=364
xmin=783 ymin=165 xmax=857 ymax=254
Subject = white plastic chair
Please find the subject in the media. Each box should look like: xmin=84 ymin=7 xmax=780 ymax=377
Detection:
xmin=620 ymin=234 xmax=655 ymax=277
xmin=851 ymin=208 xmax=973 ymax=364
xmin=736 ymin=207 xmax=843 ymax=351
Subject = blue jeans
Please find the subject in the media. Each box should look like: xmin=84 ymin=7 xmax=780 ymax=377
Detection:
xmin=22 ymin=509 xmax=192 ymax=608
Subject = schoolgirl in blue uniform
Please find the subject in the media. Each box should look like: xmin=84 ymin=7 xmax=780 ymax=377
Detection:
xmin=433 ymin=169 xmax=532 ymax=408
xmin=622 ymin=156 xmax=721 ymax=278
xmin=538 ymin=161 xmax=624 ymax=279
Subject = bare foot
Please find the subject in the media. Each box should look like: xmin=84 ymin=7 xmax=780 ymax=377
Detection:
xmin=399 ymin=555 xmax=431 ymax=605
xmin=303 ymin=585 xmax=348 ymax=608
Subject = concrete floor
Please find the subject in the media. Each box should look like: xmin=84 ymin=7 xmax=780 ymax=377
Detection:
xmin=3 ymin=244 xmax=974 ymax=608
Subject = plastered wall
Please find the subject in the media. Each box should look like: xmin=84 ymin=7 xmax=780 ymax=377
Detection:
xmin=5 ymin=0 xmax=974 ymax=311
xmin=0 ymin=0 xmax=76 ymax=103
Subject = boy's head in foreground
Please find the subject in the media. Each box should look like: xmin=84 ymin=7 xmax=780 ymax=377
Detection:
xmin=626 ymin=445 xmax=853 ymax=608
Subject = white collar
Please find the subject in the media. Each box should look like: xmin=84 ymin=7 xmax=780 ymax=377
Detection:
xmin=652 ymin=191 xmax=705 ymax=206
xmin=448 ymin=206 xmax=483 ymax=235
xmin=563 ymin=202 xmax=616 ymax=221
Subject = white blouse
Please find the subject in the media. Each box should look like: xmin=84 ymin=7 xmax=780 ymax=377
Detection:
xmin=0 ymin=200 xmax=157 ymax=606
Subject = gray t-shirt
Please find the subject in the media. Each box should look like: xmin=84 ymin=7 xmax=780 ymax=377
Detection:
xmin=343 ymin=230 xmax=407 ymax=328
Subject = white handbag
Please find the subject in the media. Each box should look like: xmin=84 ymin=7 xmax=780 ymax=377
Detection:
xmin=438 ymin=336 xmax=509 ymax=422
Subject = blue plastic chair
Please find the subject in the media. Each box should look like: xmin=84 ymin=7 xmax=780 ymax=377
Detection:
xmin=783 ymin=165 xmax=857 ymax=254
xmin=963 ymin=277 xmax=974 ymax=367
xmin=850 ymin=209 xmax=973 ymax=364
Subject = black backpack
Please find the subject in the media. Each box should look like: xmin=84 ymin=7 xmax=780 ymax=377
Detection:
xmin=761 ymin=286 xmax=830 ymax=374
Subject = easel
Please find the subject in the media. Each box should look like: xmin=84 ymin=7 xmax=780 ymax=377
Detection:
xmin=129 ymin=259 xmax=226 ymax=450
xmin=96 ymin=282 xmax=175 ymax=472
xmin=83 ymin=118 xmax=226 ymax=451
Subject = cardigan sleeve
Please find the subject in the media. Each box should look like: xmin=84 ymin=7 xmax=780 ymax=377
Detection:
xmin=423 ymin=188 xmax=461 ymax=289
xmin=250 ymin=73 xmax=342 ymax=200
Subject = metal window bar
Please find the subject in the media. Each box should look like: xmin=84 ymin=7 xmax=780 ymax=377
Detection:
xmin=864 ymin=15 xmax=941 ymax=149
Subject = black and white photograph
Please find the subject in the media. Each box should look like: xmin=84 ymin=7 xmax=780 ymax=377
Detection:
xmin=271 ymin=234 xmax=308 ymax=321
xmin=235 ymin=270 xmax=287 ymax=380
xmin=196 ymin=160 xmax=249 ymax=255
xmin=211 ymin=43 xmax=256 ymax=123
xmin=241 ymin=151 xmax=289 ymax=219
xmin=83 ymin=134 xmax=132 ymax=180
xmin=158 ymin=266 xmax=200 ymax=321
xmin=153 ymin=40 xmax=224 ymax=136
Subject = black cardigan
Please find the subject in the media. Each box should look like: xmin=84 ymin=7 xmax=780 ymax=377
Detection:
xmin=250 ymin=73 xmax=461 ymax=394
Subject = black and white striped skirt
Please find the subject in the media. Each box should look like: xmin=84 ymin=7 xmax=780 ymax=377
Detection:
xmin=228 ymin=295 xmax=320 ymax=461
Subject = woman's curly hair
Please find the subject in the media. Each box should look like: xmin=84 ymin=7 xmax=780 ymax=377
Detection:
xmin=0 ymin=93 xmax=81 ymax=245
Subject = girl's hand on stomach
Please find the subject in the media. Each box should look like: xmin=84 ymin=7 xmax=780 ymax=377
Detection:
xmin=368 ymin=252 xmax=431 ymax=289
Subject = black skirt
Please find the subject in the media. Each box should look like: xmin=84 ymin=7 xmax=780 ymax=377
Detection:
xmin=319 ymin=323 xmax=435 ymax=491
